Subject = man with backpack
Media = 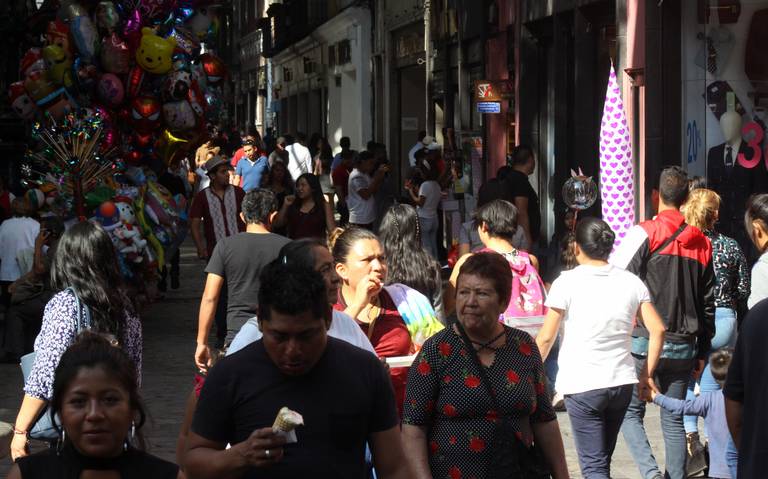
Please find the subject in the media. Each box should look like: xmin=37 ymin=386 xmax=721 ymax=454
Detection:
xmin=611 ymin=166 xmax=715 ymax=479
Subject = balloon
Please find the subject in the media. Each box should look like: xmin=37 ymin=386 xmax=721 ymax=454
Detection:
xmin=126 ymin=66 xmax=145 ymax=98
xmin=130 ymin=95 xmax=162 ymax=134
xmin=163 ymin=70 xmax=191 ymax=100
xmin=156 ymin=129 xmax=188 ymax=165
xmin=71 ymin=12 xmax=99 ymax=62
xmin=562 ymin=174 xmax=598 ymax=211
xmin=72 ymin=58 xmax=99 ymax=93
xmin=95 ymin=1 xmax=120 ymax=33
xmin=203 ymin=88 xmax=222 ymax=121
xmin=24 ymin=70 xmax=55 ymax=102
xmin=19 ymin=48 xmax=45 ymax=79
xmin=38 ymin=88 xmax=75 ymax=121
xmin=138 ymin=0 xmax=177 ymax=20
xmin=123 ymin=8 xmax=143 ymax=49
xmin=136 ymin=27 xmax=177 ymax=75
xmin=162 ymin=100 xmax=196 ymax=132
xmin=92 ymin=105 xmax=120 ymax=152
xmin=200 ymin=52 xmax=226 ymax=83
xmin=97 ymin=73 xmax=124 ymax=106
xmin=42 ymin=45 xmax=73 ymax=87
xmin=186 ymin=7 xmax=213 ymax=39
xmin=101 ymin=32 xmax=131 ymax=74
xmin=8 ymin=82 xmax=37 ymax=119
xmin=45 ymin=21 xmax=74 ymax=60
xmin=167 ymin=26 xmax=200 ymax=56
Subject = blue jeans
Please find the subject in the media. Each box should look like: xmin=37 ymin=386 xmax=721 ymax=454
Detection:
xmin=545 ymin=335 xmax=561 ymax=396
xmin=684 ymin=307 xmax=738 ymax=434
xmin=565 ymin=384 xmax=634 ymax=478
xmin=621 ymin=355 xmax=695 ymax=479
xmin=419 ymin=215 xmax=438 ymax=259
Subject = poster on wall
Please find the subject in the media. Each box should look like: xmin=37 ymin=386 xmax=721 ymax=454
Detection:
xmin=683 ymin=0 xmax=768 ymax=251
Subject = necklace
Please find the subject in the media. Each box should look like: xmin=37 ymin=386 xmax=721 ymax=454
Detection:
xmin=469 ymin=329 xmax=506 ymax=352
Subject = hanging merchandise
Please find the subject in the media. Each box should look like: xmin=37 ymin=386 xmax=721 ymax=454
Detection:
xmin=598 ymin=63 xmax=635 ymax=249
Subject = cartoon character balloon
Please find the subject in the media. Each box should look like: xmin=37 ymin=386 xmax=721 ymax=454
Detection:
xmin=562 ymin=169 xmax=598 ymax=211
xmin=162 ymin=100 xmax=196 ymax=132
xmin=200 ymin=52 xmax=226 ymax=83
xmin=97 ymin=73 xmax=124 ymax=106
xmin=130 ymin=95 xmax=162 ymax=134
xmin=19 ymin=48 xmax=45 ymax=79
xmin=136 ymin=28 xmax=177 ymax=75
xmin=42 ymin=45 xmax=73 ymax=87
xmin=63 ymin=3 xmax=99 ymax=63
xmin=8 ymin=82 xmax=36 ymax=119
xmin=45 ymin=21 xmax=74 ymax=60
xmin=164 ymin=70 xmax=191 ymax=100
xmin=95 ymin=1 xmax=120 ymax=33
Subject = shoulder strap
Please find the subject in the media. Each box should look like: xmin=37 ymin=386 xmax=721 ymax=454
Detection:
xmin=455 ymin=320 xmax=501 ymax=410
xmin=650 ymin=223 xmax=687 ymax=258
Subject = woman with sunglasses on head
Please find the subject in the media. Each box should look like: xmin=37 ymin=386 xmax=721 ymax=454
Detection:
xmin=8 ymin=333 xmax=176 ymax=478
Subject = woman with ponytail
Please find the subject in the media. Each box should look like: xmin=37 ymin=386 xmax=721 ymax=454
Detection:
xmin=536 ymin=217 xmax=666 ymax=479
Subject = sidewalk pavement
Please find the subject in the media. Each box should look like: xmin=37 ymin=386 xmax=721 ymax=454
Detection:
xmin=0 ymin=240 xmax=667 ymax=478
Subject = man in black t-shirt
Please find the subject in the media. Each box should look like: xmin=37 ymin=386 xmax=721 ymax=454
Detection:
xmin=186 ymin=262 xmax=412 ymax=479
xmin=505 ymin=145 xmax=541 ymax=246
xmin=724 ymin=298 xmax=768 ymax=478
xmin=194 ymin=189 xmax=290 ymax=370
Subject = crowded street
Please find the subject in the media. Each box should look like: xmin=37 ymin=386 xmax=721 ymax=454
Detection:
xmin=2 ymin=0 xmax=768 ymax=478
xmin=0 ymin=240 xmax=671 ymax=479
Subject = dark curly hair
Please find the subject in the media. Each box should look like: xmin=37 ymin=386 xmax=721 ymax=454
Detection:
xmin=258 ymin=260 xmax=330 ymax=323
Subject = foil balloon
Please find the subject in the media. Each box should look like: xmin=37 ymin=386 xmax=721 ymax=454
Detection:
xmin=45 ymin=21 xmax=74 ymax=60
xmin=97 ymin=73 xmax=124 ymax=106
xmin=42 ymin=45 xmax=73 ymax=87
xmin=162 ymin=100 xmax=196 ymax=132
xmin=186 ymin=7 xmax=213 ymax=39
xmin=38 ymin=88 xmax=75 ymax=120
xmin=72 ymin=58 xmax=99 ymax=93
xmin=123 ymin=8 xmax=143 ymax=49
xmin=24 ymin=70 xmax=55 ymax=102
xmin=156 ymin=129 xmax=188 ymax=165
xmin=126 ymin=66 xmax=145 ymax=98
xmin=95 ymin=1 xmax=120 ymax=33
xmin=92 ymin=105 xmax=120 ymax=152
xmin=562 ymin=169 xmax=598 ymax=211
xmin=100 ymin=32 xmax=131 ymax=74
xmin=172 ymin=51 xmax=192 ymax=72
xmin=136 ymin=28 xmax=177 ymax=75
xmin=8 ymin=82 xmax=37 ymax=120
xmin=200 ymin=52 xmax=226 ymax=83
xmin=138 ymin=0 xmax=177 ymax=21
xmin=167 ymin=26 xmax=200 ymax=56
xmin=187 ymin=80 xmax=205 ymax=117
xmin=69 ymin=8 xmax=99 ymax=63
xmin=203 ymin=88 xmax=222 ymax=121
xmin=164 ymin=70 xmax=191 ymax=100
xmin=20 ymin=48 xmax=45 ymax=79
xmin=130 ymin=95 xmax=162 ymax=134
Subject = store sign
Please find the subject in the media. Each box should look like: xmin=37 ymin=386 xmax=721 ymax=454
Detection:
xmin=476 ymin=101 xmax=501 ymax=114
xmin=473 ymin=80 xmax=512 ymax=102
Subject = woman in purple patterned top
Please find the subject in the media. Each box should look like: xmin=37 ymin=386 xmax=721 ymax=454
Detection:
xmin=10 ymin=221 xmax=142 ymax=461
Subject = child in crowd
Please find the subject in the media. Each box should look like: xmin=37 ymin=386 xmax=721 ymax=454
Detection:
xmin=651 ymin=349 xmax=738 ymax=479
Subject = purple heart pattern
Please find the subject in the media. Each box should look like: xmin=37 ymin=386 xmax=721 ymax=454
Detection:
xmin=599 ymin=64 xmax=635 ymax=248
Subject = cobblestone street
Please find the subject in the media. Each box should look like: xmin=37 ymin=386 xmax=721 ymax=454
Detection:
xmin=0 ymin=241 xmax=669 ymax=478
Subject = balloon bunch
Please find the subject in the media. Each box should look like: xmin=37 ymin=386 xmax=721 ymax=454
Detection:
xmin=9 ymin=0 xmax=223 ymax=280
xmin=8 ymin=0 xmax=228 ymax=167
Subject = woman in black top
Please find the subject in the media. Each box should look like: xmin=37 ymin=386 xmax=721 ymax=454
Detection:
xmin=9 ymin=333 xmax=178 ymax=479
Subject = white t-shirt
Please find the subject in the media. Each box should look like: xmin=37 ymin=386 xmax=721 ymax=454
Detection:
xmin=0 ymin=217 xmax=40 ymax=281
xmin=417 ymin=180 xmax=442 ymax=219
xmin=544 ymin=264 xmax=650 ymax=395
xmin=285 ymin=142 xmax=313 ymax=181
xmin=226 ymin=309 xmax=376 ymax=356
xmin=347 ymin=168 xmax=375 ymax=225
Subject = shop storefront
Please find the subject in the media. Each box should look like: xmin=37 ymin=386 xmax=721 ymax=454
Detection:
xmin=681 ymin=0 xmax=768 ymax=251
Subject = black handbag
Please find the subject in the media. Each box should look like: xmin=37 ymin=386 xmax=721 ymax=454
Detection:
xmin=455 ymin=321 xmax=551 ymax=479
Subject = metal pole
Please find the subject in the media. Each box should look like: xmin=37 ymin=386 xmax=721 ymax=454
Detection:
xmin=424 ymin=0 xmax=432 ymax=135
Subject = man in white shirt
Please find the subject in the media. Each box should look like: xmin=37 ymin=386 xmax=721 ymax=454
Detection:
xmin=284 ymin=132 xmax=313 ymax=181
xmin=347 ymin=151 xmax=388 ymax=229
xmin=407 ymin=131 xmax=427 ymax=168
xmin=0 ymin=199 xmax=39 ymax=307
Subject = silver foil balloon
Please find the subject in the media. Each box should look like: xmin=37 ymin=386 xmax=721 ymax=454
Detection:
xmin=562 ymin=175 xmax=598 ymax=211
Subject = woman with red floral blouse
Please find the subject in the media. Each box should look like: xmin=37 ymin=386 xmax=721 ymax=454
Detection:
xmin=402 ymin=252 xmax=568 ymax=479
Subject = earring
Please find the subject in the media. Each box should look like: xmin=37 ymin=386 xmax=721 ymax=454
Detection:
xmin=56 ymin=430 xmax=66 ymax=455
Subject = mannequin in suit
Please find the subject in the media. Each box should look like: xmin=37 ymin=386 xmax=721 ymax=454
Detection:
xmin=708 ymin=111 xmax=767 ymax=250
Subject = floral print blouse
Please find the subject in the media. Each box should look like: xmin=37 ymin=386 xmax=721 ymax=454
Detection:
xmin=706 ymin=230 xmax=750 ymax=309
xmin=403 ymin=326 xmax=555 ymax=479
xmin=24 ymin=290 xmax=143 ymax=400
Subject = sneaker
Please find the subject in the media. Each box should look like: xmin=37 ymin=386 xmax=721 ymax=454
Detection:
xmin=686 ymin=432 xmax=708 ymax=477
